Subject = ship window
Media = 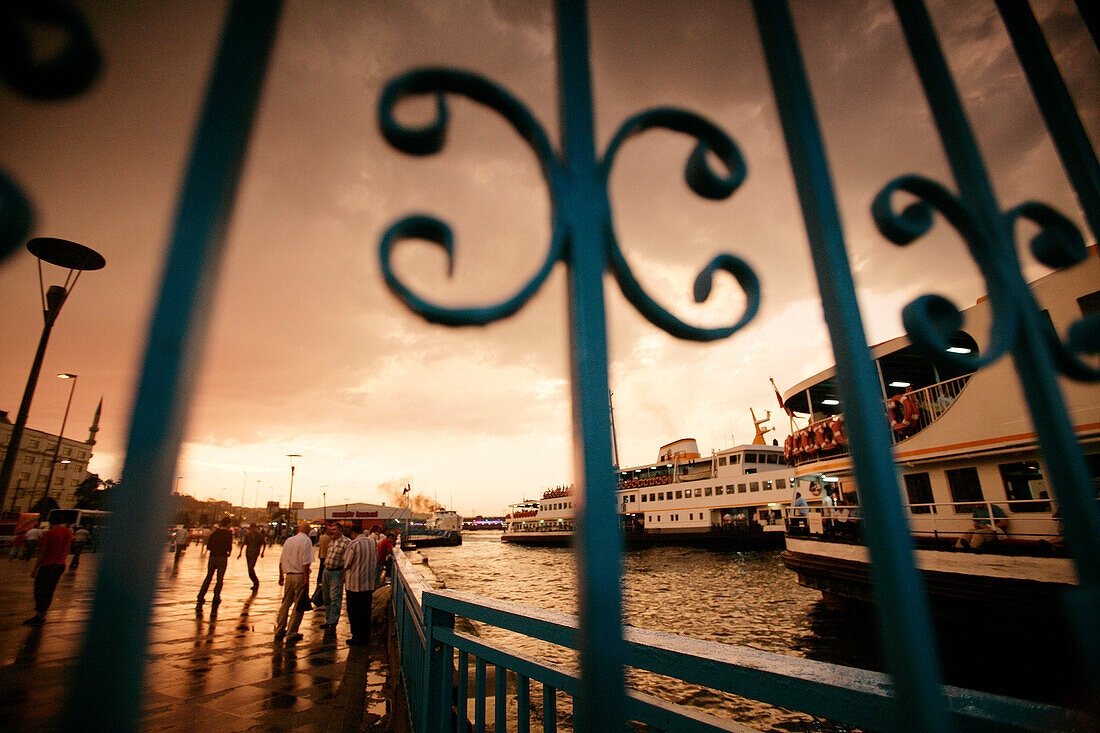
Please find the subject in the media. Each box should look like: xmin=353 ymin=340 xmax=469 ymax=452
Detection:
xmin=1077 ymin=289 xmax=1100 ymax=318
xmin=675 ymin=490 xmax=682 ymax=499
xmin=945 ymin=467 xmax=983 ymax=510
xmin=658 ymin=492 xmax=664 ymax=500
xmin=777 ymin=478 xmax=786 ymax=489
xmin=641 ymin=495 xmax=647 ymax=502
xmin=738 ymin=483 xmax=747 ymax=493
xmin=745 ymin=468 xmax=757 ymax=474
xmin=689 ymin=513 xmax=693 ymax=520
xmin=903 ymin=473 xmax=935 ymax=514
xmin=629 ymin=495 xmax=635 ymax=502
xmin=647 ymin=515 xmax=652 ymax=522
xmin=766 ymin=454 xmax=778 ymax=464
xmin=998 ymin=462 xmax=1050 ymax=512
xmin=649 ymin=493 xmax=656 ymax=501
xmin=704 ymin=487 xmax=713 ymax=496
xmin=726 ymin=484 xmax=734 ymax=492
xmin=763 ymin=480 xmax=773 ymax=491
xmin=718 ymin=457 xmax=727 ymax=466
xmin=694 ymin=488 xmax=702 ymax=497
xmin=750 ymin=482 xmax=760 ymax=492
xmin=730 ymin=455 xmax=739 ymax=464
xmin=715 ymin=486 xmax=723 ymax=495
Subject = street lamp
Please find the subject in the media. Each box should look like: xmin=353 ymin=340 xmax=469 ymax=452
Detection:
xmin=320 ymin=485 xmax=328 ymax=522
xmin=240 ymin=470 xmax=247 ymax=516
xmin=0 ymin=238 xmax=105 ymax=509
xmin=253 ymin=479 xmax=261 ymax=522
xmin=286 ymin=454 xmax=300 ymax=523
xmin=40 ymin=373 xmax=78 ymax=507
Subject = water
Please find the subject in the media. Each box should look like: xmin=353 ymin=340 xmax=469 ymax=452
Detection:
xmin=413 ymin=532 xmax=1086 ymax=731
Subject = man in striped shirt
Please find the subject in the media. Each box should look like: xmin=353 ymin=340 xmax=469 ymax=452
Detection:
xmin=342 ymin=524 xmax=378 ymax=646
xmin=321 ymin=523 xmax=350 ymax=629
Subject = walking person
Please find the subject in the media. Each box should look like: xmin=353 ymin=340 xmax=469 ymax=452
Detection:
xmin=311 ymin=521 xmax=331 ymax=607
xmin=23 ymin=521 xmax=72 ymax=625
xmin=376 ymin=530 xmax=394 ymax=586
xmin=343 ymin=524 xmax=377 ymax=646
xmin=23 ymin=523 xmax=43 ymax=561
xmin=196 ymin=517 xmax=233 ymax=611
xmin=274 ymin=521 xmax=314 ymax=643
xmin=321 ymin=523 xmax=350 ymax=630
xmin=173 ymin=525 xmax=190 ymax=563
xmin=237 ymin=524 xmax=266 ymax=591
xmin=69 ymin=525 xmax=91 ymax=570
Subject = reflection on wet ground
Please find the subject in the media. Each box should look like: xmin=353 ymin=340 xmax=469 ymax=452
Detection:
xmin=0 ymin=543 xmax=392 ymax=731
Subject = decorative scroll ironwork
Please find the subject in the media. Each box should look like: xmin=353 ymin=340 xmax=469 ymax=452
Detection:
xmin=377 ymin=70 xmax=760 ymax=339
xmin=871 ymin=175 xmax=1097 ymax=377
xmin=0 ymin=0 xmax=102 ymax=262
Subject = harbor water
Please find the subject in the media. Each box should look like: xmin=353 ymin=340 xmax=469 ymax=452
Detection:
xmin=412 ymin=531 xmax=1081 ymax=731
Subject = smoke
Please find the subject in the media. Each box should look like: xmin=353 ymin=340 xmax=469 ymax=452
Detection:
xmin=378 ymin=477 xmax=443 ymax=514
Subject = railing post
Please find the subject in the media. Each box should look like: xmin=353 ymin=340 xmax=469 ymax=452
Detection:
xmin=422 ymin=593 xmax=456 ymax=732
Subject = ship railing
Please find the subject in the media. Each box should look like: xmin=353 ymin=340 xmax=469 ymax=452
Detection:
xmin=788 ymin=374 xmax=973 ymax=466
xmin=390 ymin=546 xmax=1085 ymax=732
xmin=785 ymin=498 xmax=1070 ymax=550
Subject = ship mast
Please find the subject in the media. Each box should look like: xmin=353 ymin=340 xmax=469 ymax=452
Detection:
xmin=750 ymin=408 xmax=774 ymax=445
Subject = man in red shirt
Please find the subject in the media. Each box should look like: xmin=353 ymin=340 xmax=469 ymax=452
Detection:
xmin=24 ymin=522 xmax=73 ymax=625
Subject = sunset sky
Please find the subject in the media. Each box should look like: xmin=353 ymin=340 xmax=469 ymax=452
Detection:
xmin=1 ymin=0 xmax=1096 ymax=516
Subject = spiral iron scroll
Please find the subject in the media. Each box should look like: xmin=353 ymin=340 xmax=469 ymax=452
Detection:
xmin=872 ymin=174 xmax=1099 ymax=381
xmin=0 ymin=0 xmax=102 ymax=263
xmin=378 ymin=68 xmax=760 ymax=341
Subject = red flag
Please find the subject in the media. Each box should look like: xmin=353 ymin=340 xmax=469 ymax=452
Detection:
xmin=770 ymin=377 xmax=792 ymax=417
xmin=403 ymin=484 xmax=410 ymax=494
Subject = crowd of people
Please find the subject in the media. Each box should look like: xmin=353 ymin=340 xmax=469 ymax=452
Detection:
xmin=185 ymin=519 xmax=397 ymax=646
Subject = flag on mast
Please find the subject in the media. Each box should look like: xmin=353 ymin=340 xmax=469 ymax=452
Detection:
xmin=770 ymin=377 xmax=792 ymax=417
xmin=403 ymin=483 xmax=410 ymax=495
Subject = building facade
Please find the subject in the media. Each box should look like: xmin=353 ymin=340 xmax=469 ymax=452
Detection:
xmin=0 ymin=401 xmax=100 ymax=514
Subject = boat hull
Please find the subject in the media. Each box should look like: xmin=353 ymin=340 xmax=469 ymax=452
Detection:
xmin=783 ymin=536 xmax=1076 ymax=622
xmin=502 ymin=526 xmax=785 ymax=550
xmin=403 ymin=530 xmax=462 ymax=548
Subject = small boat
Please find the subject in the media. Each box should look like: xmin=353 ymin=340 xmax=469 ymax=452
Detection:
xmin=778 ymin=245 xmax=1099 ymax=629
xmin=502 ymin=412 xmax=795 ymax=548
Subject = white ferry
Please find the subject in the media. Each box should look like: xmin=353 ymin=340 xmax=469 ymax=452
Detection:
xmin=404 ymin=507 xmax=463 ymax=548
xmin=779 ymin=247 xmax=1099 ymax=626
xmin=502 ymin=413 xmax=795 ymax=548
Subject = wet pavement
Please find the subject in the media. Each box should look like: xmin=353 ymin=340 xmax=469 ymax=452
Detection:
xmin=0 ymin=543 xmax=396 ymax=732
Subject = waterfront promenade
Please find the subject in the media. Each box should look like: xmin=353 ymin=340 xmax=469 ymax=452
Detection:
xmin=0 ymin=542 xmax=397 ymax=731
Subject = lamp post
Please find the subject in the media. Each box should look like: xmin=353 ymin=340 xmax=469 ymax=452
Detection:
xmin=286 ymin=454 xmax=300 ymax=524
xmin=40 ymin=373 xmax=78 ymax=507
xmin=320 ymin=485 xmax=328 ymax=523
xmin=253 ymin=479 xmax=261 ymax=522
xmin=0 ymin=238 xmax=105 ymax=509
xmin=240 ymin=470 xmax=247 ymax=518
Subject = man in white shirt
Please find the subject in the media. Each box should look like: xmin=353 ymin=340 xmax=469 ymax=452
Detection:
xmin=275 ymin=521 xmax=314 ymax=643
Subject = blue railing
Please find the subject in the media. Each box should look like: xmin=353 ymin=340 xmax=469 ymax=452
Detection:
xmin=0 ymin=0 xmax=1096 ymax=730
xmin=390 ymin=547 xmax=1089 ymax=732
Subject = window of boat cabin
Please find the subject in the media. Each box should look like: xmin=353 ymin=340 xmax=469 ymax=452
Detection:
xmin=715 ymin=486 xmax=723 ymax=495
xmin=718 ymin=457 xmax=727 ymax=466
xmin=777 ymin=478 xmax=786 ymax=489
xmin=694 ymin=488 xmax=702 ymax=497
xmin=658 ymin=492 xmax=664 ymax=500
xmin=1075 ymin=289 xmax=1100 ymax=318
xmin=641 ymin=495 xmax=647 ymax=502
xmin=745 ymin=468 xmax=757 ymax=474
xmin=998 ymin=462 xmax=1050 ymax=512
xmin=738 ymin=483 xmax=747 ymax=493
xmin=649 ymin=493 xmax=656 ymax=501
xmin=903 ymin=473 xmax=935 ymax=514
xmin=764 ymin=480 xmax=773 ymax=491
xmin=705 ymin=487 xmax=713 ymax=496
xmin=726 ymin=484 xmax=735 ymax=493
xmin=945 ymin=467 xmax=984 ymax=511
xmin=750 ymin=482 xmax=760 ymax=492
xmin=675 ymin=490 xmax=682 ymax=499
xmin=730 ymin=455 xmax=739 ymax=464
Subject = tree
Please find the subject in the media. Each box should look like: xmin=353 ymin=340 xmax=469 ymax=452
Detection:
xmin=74 ymin=474 xmax=114 ymax=510
xmin=30 ymin=495 xmax=59 ymax=516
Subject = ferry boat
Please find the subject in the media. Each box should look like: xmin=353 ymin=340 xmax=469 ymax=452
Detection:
xmin=403 ymin=508 xmax=463 ymax=548
xmin=502 ymin=413 xmax=795 ymax=548
xmin=779 ymin=247 xmax=1099 ymax=626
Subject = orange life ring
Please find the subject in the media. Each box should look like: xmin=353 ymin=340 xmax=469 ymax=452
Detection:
xmin=887 ymin=394 xmax=920 ymax=432
xmin=801 ymin=427 xmax=819 ymax=454
xmin=831 ymin=415 xmax=848 ymax=446
xmin=816 ymin=421 xmax=836 ymax=451
xmin=783 ymin=434 xmax=794 ymax=462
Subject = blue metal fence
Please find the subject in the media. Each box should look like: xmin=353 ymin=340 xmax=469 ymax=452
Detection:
xmin=0 ymin=0 xmax=1096 ymax=730
xmin=389 ymin=546 xmax=1090 ymax=732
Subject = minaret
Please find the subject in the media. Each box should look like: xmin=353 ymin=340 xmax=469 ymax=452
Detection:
xmin=87 ymin=397 xmax=102 ymax=446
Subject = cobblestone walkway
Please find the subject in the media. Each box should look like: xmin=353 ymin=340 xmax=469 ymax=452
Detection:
xmin=0 ymin=543 xmax=395 ymax=731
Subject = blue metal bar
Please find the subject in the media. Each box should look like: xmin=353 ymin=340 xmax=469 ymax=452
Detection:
xmin=422 ymin=603 xmax=456 ymax=731
xmin=58 ymin=2 xmax=283 ymax=730
xmin=496 ymin=662 xmax=508 ymax=732
xmin=892 ymin=0 xmax=1100 ymax=683
xmin=517 ymin=673 xmax=531 ymax=733
xmin=751 ymin=2 xmax=949 ymax=731
xmin=544 ymin=682 xmax=557 ymax=733
xmin=993 ymin=0 xmax=1100 ymax=241
xmin=554 ymin=2 xmax=626 ymax=730
xmin=459 ymin=649 xmax=470 ymax=733
xmin=475 ymin=657 xmax=487 ymax=733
